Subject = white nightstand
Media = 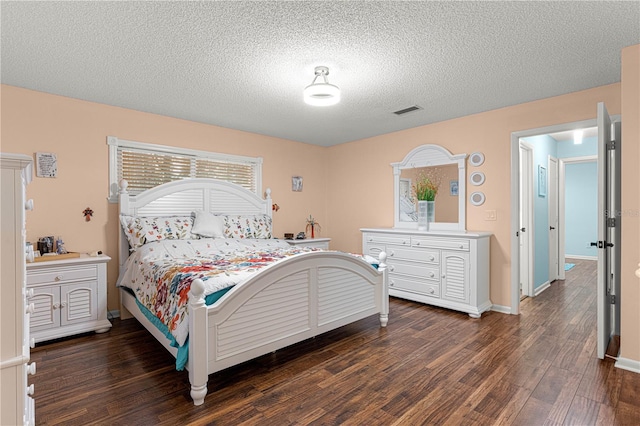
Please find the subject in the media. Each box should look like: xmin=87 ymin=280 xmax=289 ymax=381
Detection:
xmin=26 ymin=254 xmax=112 ymax=343
xmin=285 ymin=237 xmax=331 ymax=250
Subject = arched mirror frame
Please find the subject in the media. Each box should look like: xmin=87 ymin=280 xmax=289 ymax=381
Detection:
xmin=392 ymin=144 xmax=467 ymax=231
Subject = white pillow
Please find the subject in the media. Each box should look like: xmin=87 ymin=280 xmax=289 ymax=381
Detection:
xmin=192 ymin=210 xmax=225 ymax=238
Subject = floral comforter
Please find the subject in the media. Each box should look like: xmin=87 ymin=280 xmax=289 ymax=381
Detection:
xmin=117 ymin=238 xmax=320 ymax=348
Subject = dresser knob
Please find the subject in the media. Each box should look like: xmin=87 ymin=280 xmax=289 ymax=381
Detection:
xmin=53 ymin=303 xmax=59 ymax=310
xmin=429 ymin=256 xmax=434 ymax=261
xmin=429 ymin=272 xmax=434 ymax=278
xmin=60 ymin=302 xmax=67 ymax=308
xmin=442 ymin=275 xmax=446 ymax=279
xmin=27 ymin=362 xmax=36 ymax=375
xmin=459 ymin=244 xmax=464 ymax=249
xmin=415 ymin=241 xmax=420 ymax=246
xmin=389 ymin=251 xmax=394 ymax=257
xmin=55 ymin=275 xmax=63 ymax=281
xmin=390 ymin=280 xmax=395 ymax=287
xmin=429 ymin=288 xmax=435 ymax=294
xmin=27 ymin=384 xmax=34 ymax=396
xmin=389 ymin=266 xmax=395 ymax=272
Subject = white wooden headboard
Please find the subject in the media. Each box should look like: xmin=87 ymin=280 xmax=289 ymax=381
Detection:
xmin=117 ymin=178 xmax=272 ymax=271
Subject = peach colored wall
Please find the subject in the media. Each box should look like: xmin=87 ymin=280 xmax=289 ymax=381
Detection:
xmin=620 ymin=44 xmax=640 ymax=363
xmin=326 ymin=84 xmax=621 ymax=310
xmin=0 ymin=85 xmax=328 ymax=311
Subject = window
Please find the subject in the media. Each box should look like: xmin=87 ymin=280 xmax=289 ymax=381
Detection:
xmin=107 ymin=136 xmax=262 ymax=202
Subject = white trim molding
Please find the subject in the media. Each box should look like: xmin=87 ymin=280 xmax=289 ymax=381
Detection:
xmin=615 ymin=357 xmax=640 ymax=374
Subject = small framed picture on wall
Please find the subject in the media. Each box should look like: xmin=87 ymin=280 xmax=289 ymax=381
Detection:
xmin=292 ymin=176 xmax=303 ymax=192
xmin=538 ymin=165 xmax=547 ymax=197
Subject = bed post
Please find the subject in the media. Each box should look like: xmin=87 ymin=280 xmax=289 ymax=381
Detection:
xmin=378 ymin=252 xmax=389 ymax=327
xmin=188 ymin=279 xmax=208 ymax=405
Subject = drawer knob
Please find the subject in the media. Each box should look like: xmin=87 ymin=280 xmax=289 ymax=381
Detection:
xmin=55 ymin=275 xmax=63 ymax=281
xmin=403 ymin=240 xmax=408 ymax=245
xmin=27 ymin=384 xmax=34 ymax=396
xmin=389 ymin=266 xmax=395 ymax=272
xmin=442 ymin=275 xmax=446 ymax=279
xmin=429 ymin=272 xmax=434 ymax=278
xmin=389 ymin=251 xmax=394 ymax=257
xmin=429 ymin=256 xmax=435 ymax=261
xmin=60 ymin=302 xmax=67 ymax=308
xmin=415 ymin=241 xmax=421 ymax=246
xmin=390 ymin=280 xmax=395 ymax=287
xmin=27 ymin=362 xmax=36 ymax=375
xmin=459 ymin=244 xmax=464 ymax=249
xmin=53 ymin=303 xmax=59 ymax=310
xmin=429 ymin=288 xmax=435 ymax=294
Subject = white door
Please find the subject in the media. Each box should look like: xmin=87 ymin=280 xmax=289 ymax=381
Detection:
xmin=519 ymin=142 xmax=534 ymax=298
xmin=596 ymin=102 xmax=620 ymax=359
xmin=548 ymin=156 xmax=559 ymax=282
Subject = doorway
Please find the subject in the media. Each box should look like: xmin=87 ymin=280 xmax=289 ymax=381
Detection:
xmin=510 ymin=109 xmax=621 ymax=360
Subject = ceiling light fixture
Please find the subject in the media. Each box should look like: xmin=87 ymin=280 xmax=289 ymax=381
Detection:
xmin=304 ymin=66 xmax=340 ymax=106
xmin=574 ymin=129 xmax=583 ymax=145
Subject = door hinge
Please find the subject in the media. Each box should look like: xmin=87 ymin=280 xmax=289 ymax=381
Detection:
xmin=608 ymin=218 xmax=616 ymax=227
xmin=610 ymin=295 xmax=616 ymax=304
xmin=608 ymin=140 xmax=616 ymax=150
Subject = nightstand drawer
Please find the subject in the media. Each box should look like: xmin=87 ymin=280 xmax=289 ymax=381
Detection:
xmin=27 ymin=266 xmax=97 ymax=286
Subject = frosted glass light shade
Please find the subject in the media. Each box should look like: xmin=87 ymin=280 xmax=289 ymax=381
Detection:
xmin=304 ymin=83 xmax=340 ymax=106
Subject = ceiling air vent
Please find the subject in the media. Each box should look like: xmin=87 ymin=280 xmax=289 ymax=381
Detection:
xmin=393 ymin=105 xmax=423 ymax=115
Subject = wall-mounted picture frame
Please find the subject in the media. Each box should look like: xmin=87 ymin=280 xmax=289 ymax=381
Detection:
xmin=538 ymin=165 xmax=547 ymax=197
xmin=449 ymin=180 xmax=459 ymax=196
xmin=292 ymin=176 xmax=303 ymax=192
xmin=36 ymin=152 xmax=57 ymax=178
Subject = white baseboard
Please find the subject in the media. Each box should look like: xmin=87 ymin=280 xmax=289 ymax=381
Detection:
xmin=534 ymin=281 xmax=550 ymax=296
xmin=491 ymin=304 xmax=512 ymax=314
xmin=615 ymin=357 xmax=640 ymax=374
xmin=565 ymin=255 xmax=597 ymax=261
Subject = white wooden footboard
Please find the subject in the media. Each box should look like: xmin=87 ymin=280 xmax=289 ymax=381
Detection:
xmin=187 ymin=251 xmax=388 ymax=405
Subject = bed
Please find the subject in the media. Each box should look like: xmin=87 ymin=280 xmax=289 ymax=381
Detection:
xmin=116 ymin=178 xmax=389 ymax=405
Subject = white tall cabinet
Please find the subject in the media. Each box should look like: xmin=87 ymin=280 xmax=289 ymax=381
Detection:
xmin=1 ymin=153 xmax=35 ymax=425
xmin=362 ymin=228 xmax=492 ymax=318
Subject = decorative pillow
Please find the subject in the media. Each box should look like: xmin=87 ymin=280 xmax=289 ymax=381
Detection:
xmin=222 ymin=214 xmax=272 ymax=239
xmin=222 ymin=215 xmax=253 ymax=239
xmin=251 ymin=214 xmax=272 ymax=239
xmin=121 ymin=215 xmax=195 ymax=249
xmin=191 ymin=210 xmax=225 ymax=238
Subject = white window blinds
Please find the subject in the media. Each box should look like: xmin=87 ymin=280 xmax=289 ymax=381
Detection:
xmin=108 ymin=136 xmax=262 ymax=202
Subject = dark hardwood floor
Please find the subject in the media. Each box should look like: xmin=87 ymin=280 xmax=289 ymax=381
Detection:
xmin=30 ymin=259 xmax=640 ymax=425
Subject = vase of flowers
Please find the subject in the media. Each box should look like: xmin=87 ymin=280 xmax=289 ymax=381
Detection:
xmin=414 ymin=170 xmax=439 ymax=231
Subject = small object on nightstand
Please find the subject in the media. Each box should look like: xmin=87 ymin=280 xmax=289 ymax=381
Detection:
xmin=284 ymin=233 xmax=294 ymax=240
xmin=296 ymin=232 xmax=305 ymax=240
xmin=89 ymin=250 xmax=103 ymax=257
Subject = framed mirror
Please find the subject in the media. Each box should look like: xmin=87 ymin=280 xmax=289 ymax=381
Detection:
xmin=392 ymin=144 xmax=467 ymax=231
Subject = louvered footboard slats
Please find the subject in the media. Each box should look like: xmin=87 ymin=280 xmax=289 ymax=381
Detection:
xmin=317 ymin=268 xmax=376 ymax=326
xmin=215 ymin=272 xmax=311 ymax=359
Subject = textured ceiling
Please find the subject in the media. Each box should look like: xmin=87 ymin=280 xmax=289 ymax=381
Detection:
xmin=1 ymin=1 xmax=639 ymax=147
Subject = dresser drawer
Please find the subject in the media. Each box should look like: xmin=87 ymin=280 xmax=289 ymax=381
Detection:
xmin=387 ymin=246 xmax=439 ymax=264
xmin=27 ymin=266 xmax=97 ymax=286
xmin=363 ymin=233 xmax=410 ymax=247
xmin=412 ymin=237 xmax=470 ymax=251
xmin=388 ymin=259 xmax=439 ymax=279
xmin=389 ymin=275 xmax=440 ymax=298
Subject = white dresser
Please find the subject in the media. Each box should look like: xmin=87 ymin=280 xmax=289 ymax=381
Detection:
xmin=27 ymin=255 xmax=112 ymax=343
xmin=1 ymin=153 xmax=35 ymax=426
xmin=362 ymin=228 xmax=491 ymax=318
